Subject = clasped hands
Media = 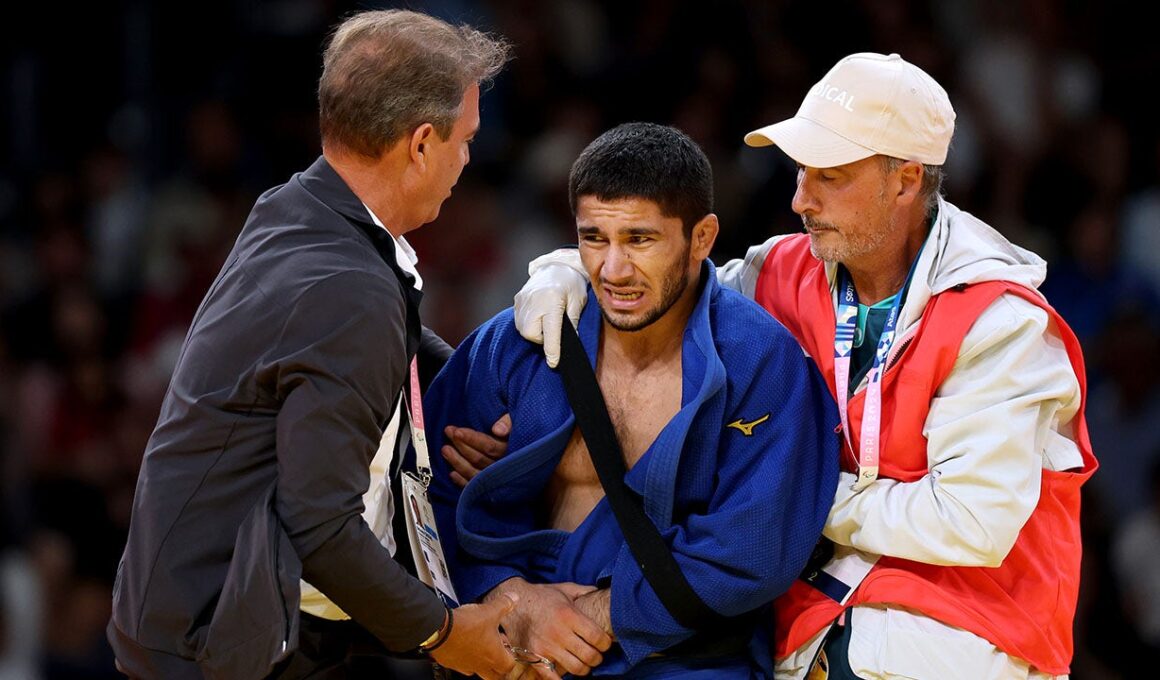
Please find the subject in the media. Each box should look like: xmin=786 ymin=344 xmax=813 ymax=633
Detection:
xmin=486 ymin=577 xmax=614 ymax=679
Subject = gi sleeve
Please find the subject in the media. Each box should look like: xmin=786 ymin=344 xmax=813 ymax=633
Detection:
xmin=423 ymin=315 xmax=527 ymax=604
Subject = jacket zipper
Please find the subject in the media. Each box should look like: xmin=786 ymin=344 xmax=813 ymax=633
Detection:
xmin=885 ymin=330 xmax=916 ymax=372
xmin=273 ymin=524 xmax=290 ymax=654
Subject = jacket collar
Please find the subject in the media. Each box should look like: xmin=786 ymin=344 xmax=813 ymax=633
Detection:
xmin=297 ymin=155 xmax=382 ymax=228
xmin=296 ymin=155 xmax=425 ymax=353
xmin=296 ymin=155 xmax=422 ymax=286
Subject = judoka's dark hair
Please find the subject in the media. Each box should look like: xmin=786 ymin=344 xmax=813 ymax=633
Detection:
xmin=569 ymin=122 xmax=713 ymax=236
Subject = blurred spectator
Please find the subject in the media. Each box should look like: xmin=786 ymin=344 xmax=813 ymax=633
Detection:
xmin=1121 ymin=136 xmax=1160 ymax=294
xmin=0 ymin=548 xmax=43 ymax=680
xmin=133 ymin=99 xmax=253 ymax=359
xmin=956 ymin=0 xmax=1100 ymax=244
xmin=1072 ymin=486 xmax=1144 ymax=680
xmin=82 ymin=144 xmax=148 ymax=306
xmin=1040 ymin=199 xmax=1160 ymax=350
xmin=1086 ymin=310 xmax=1160 ymax=519
xmin=1112 ymin=459 xmax=1160 ymax=655
xmin=0 ymin=338 xmax=41 ymax=680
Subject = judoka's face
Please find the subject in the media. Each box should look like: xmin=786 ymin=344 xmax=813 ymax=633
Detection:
xmin=576 ymin=196 xmax=717 ymax=332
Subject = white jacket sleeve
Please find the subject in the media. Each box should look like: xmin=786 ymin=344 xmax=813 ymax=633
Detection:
xmin=716 ymin=235 xmax=797 ymax=298
xmin=823 ymin=293 xmax=1084 ymax=567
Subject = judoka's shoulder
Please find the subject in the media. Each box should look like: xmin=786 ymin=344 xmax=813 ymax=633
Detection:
xmin=457 ymin=307 xmax=545 ymax=369
xmin=471 ymin=306 xmax=518 ymax=341
xmin=708 ymin=284 xmax=799 ymax=352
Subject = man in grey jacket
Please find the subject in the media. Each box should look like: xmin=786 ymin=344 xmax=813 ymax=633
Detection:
xmin=109 ymin=10 xmax=519 ymax=679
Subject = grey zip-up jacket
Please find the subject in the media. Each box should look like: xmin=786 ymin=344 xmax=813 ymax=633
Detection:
xmin=108 ymin=156 xmax=450 ymax=679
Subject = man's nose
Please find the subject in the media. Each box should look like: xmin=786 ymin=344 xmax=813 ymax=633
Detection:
xmin=791 ymin=172 xmax=819 ymax=216
xmin=601 ymin=244 xmax=634 ymax=282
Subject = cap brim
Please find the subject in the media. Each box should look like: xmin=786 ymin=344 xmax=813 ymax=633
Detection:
xmin=744 ymin=117 xmax=876 ymax=168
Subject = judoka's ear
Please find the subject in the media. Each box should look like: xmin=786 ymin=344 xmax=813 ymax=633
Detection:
xmin=690 ymin=213 xmax=719 ymax=261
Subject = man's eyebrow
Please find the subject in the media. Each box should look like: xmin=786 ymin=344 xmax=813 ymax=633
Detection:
xmin=577 ymin=225 xmax=663 ymax=236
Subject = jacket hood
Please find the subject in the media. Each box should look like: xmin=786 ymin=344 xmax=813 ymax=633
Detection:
xmin=898 ymin=197 xmax=1046 ymax=331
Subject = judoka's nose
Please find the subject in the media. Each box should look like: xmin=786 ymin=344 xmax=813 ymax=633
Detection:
xmin=600 ymin=244 xmax=635 ymax=284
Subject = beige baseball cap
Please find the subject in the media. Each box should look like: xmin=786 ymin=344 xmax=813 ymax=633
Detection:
xmin=745 ymin=52 xmax=955 ymax=168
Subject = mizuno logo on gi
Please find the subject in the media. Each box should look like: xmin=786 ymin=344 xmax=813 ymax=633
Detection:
xmin=727 ymin=414 xmax=770 ymax=436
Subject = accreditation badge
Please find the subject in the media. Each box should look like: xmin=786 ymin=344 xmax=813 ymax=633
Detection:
xmin=402 ymin=471 xmax=459 ymax=607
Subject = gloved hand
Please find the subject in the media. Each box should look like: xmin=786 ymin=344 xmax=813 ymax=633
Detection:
xmin=513 ymin=248 xmax=589 ymax=368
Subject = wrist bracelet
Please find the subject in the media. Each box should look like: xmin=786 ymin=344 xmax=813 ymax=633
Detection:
xmin=420 ymin=607 xmax=453 ymax=654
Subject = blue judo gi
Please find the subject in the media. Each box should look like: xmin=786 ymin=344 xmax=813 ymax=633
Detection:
xmin=424 ymin=264 xmax=839 ymax=678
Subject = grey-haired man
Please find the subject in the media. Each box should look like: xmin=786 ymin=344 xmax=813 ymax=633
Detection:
xmin=110 ymin=10 xmax=519 ymax=680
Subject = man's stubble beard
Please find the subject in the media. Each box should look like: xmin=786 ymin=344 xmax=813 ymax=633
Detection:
xmin=803 ymin=190 xmax=894 ymax=264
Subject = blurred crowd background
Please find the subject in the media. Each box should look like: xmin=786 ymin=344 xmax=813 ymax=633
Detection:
xmin=1 ymin=0 xmax=1158 ymax=678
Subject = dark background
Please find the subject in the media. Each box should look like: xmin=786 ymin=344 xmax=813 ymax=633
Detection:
xmin=1 ymin=1 xmax=1158 ymax=677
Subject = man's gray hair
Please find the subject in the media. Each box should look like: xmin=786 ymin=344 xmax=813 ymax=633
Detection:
xmin=319 ymin=9 xmax=510 ymax=157
xmin=881 ymin=156 xmax=945 ymax=219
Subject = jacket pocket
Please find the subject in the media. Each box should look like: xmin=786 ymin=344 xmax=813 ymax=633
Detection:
xmin=197 ymin=482 xmax=302 ymax=680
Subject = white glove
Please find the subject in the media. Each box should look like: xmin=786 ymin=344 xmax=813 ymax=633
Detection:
xmin=513 ymin=248 xmax=589 ymax=368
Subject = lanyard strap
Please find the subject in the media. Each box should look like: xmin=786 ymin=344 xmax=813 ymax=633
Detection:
xmin=833 ymin=264 xmax=911 ymax=491
xmin=403 ymin=356 xmax=432 ymax=486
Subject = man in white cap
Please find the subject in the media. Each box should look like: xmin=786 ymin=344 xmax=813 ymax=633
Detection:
xmin=479 ymin=52 xmax=1097 ymax=678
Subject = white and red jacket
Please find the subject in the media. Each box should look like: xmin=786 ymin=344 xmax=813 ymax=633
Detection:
xmin=719 ymin=197 xmax=1096 ymax=677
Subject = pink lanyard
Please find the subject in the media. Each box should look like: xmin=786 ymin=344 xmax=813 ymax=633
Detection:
xmin=833 ymin=268 xmax=905 ymax=491
xmin=404 ymin=356 xmax=432 ymax=485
